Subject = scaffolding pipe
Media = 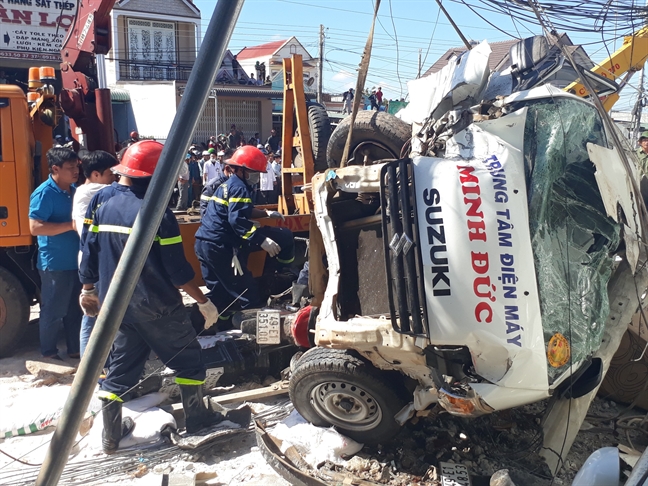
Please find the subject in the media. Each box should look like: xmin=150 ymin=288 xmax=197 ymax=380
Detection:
xmin=34 ymin=1 xmax=245 ymax=484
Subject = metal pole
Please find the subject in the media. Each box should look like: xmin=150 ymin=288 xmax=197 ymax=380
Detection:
xmin=318 ymin=24 xmax=324 ymax=104
xmin=433 ymin=0 xmax=472 ymax=50
xmin=35 ymin=1 xmax=245 ymax=484
xmin=631 ymin=65 xmax=645 ymax=141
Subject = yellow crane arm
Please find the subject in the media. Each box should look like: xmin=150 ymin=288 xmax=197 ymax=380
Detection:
xmin=564 ymin=26 xmax=648 ymax=110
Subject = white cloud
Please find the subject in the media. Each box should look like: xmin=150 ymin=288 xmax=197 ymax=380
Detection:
xmin=332 ymin=70 xmax=354 ymax=81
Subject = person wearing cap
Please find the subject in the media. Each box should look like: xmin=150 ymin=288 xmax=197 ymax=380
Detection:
xmin=79 ymin=141 xmax=221 ymax=454
xmin=637 ymin=131 xmax=648 ymax=176
xmin=195 ymin=146 xmax=295 ymax=324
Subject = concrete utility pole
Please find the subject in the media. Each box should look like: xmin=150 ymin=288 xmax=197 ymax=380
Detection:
xmin=34 ymin=0 xmax=245 ymax=484
xmin=318 ymin=24 xmax=324 ymax=103
xmin=418 ymin=48 xmax=422 ymax=78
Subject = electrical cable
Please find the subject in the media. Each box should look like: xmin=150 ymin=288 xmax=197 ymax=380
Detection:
xmin=0 ymin=289 xmax=248 ymax=471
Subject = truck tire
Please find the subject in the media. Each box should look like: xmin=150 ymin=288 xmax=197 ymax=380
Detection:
xmin=289 ymin=347 xmax=407 ymax=444
xmin=326 ymin=111 xmax=411 ymax=168
xmin=306 ymin=102 xmax=331 ymax=173
xmin=0 ymin=267 xmax=29 ymax=357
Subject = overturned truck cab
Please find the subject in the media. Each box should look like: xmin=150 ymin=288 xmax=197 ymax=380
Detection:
xmin=288 ymin=86 xmax=647 ymax=445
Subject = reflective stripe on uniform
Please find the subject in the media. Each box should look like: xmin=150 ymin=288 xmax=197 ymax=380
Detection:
xmin=228 ymin=197 xmax=252 ymax=204
xmin=277 ymin=256 xmax=295 ymax=264
xmin=158 ymin=235 xmax=182 ymax=246
xmin=200 ymin=194 xmax=211 ymax=201
xmin=241 ymin=225 xmax=257 ymax=240
xmin=174 ymin=377 xmax=205 ymax=386
xmin=211 ymin=197 xmax=228 ymax=206
xmin=97 ymin=390 xmax=123 ymax=402
xmin=90 ymin=224 xmax=183 ymax=245
xmin=83 ymin=218 xmax=93 ymax=225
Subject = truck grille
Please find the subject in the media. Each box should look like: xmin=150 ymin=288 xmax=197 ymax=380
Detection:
xmin=380 ymin=159 xmax=428 ymax=336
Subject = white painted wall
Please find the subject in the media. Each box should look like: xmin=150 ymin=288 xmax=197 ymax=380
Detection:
xmin=121 ymin=82 xmax=178 ymax=140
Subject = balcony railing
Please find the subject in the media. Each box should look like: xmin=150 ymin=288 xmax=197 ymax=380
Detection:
xmin=117 ymin=60 xmax=193 ymax=82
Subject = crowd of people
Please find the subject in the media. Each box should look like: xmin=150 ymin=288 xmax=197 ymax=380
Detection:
xmin=31 ymin=128 xmax=291 ymax=453
xmin=173 ymin=125 xmax=284 ymax=211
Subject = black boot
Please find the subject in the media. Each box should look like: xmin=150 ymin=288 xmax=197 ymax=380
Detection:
xmin=100 ymin=399 xmax=135 ymax=454
xmin=179 ymin=384 xmax=224 ymax=434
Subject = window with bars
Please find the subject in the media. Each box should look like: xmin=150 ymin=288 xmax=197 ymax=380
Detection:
xmin=194 ymin=98 xmax=217 ymax=144
xmin=125 ymin=18 xmax=177 ymax=80
xmin=217 ymin=100 xmax=262 ymax=139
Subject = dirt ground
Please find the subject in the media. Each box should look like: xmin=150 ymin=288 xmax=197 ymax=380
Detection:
xmin=0 ymin=306 xmax=645 ymax=485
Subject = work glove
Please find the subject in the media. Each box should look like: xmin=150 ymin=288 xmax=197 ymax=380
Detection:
xmin=79 ymin=288 xmax=100 ymax=317
xmin=265 ymin=210 xmax=285 ymax=221
xmin=232 ymin=254 xmax=244 ymax=276
xmin=261 ymin=237 xmax=281 ymax=257
xmin=197 ymin=300 xmax=219 ymax=329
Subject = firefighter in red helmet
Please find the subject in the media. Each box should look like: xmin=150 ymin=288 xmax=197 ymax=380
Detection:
xmin=195 ymin=145 xmax=295 ymax=324
xmin=79 ymin=141 xmax=225 ymax=454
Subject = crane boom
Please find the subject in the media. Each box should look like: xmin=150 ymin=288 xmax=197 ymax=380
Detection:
xmin=59 ymin=0 xmax=118 ymax=153
xmin=565 ymin=27 xmax=648 ymax=111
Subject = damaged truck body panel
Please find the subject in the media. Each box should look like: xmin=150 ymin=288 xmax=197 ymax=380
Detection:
xmin=293 ymin=36 xmax=648 ymax=449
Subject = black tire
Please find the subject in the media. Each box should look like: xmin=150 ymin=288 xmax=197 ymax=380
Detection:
xmin=0 ymin=267 xmax=29 ymax=357
xmin=289 ymin=347 xmax=407 ymax=444
xmin=326 ymin=111 xmax=411 ymax=168
xmin=306 ymin=102 xmax=331 ymax=173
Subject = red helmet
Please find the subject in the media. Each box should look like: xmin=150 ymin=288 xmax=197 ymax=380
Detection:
xmin=226 ymin=145 xmax=267 ymax=172
xmin=130 ymin=131 xmax=139 ymax=140
xmin=113 ymin=140 xmax=163 ymax=178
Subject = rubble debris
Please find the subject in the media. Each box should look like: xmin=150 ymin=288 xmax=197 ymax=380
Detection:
xmin=25 ymin=359 xmax=76 ymax=377
xmin=490 ymin=469 xmax=516 ymax=486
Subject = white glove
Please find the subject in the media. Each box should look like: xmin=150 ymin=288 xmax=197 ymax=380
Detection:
xmin=231 ymin=254 xmax=244 ymax=276
xmin=197 ymin=300 xmax=219 ymax=329
xmin=79 ymin=288 xmax=100 ymax=317
xmin=261 ymin=237 xmax=281 ymax=257
xmin=265 ymin=210 xmax=285 ymax=221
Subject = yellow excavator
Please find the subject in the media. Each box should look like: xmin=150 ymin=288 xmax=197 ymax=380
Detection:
xmin=565 ymin=26 xmax=648 ymax=111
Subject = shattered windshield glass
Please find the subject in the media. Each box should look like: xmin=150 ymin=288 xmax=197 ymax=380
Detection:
xmin=513 ymin=97 xmax=621 ymax=381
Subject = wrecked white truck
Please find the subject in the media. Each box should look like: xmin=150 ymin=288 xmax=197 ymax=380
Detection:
xmin=285 ymin=38 xmax=648 ymax=446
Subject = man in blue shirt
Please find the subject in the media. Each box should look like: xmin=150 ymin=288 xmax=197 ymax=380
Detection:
xmin=29 ymin=147 xmax=83 ymax=359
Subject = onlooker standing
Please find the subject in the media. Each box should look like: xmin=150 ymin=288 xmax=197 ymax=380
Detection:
xmin=369 ymin=90 xmax=379 ymax=110
xmin=228 ymin=124 xmax=243 ymax=149
xmin=188 ymin=154 xmax=202 ymax=203
xmin=266 ymin=128 xmax=281 ymax=153
xmin=72 ymin=150 xmax=118 ymax=356
xmin=342 ymin=88 xmax=354 ymax=114
xmin=29 ymin=147 xmax=83 ymax=359
xmin=272 ymin=152 xmax=282 ymax=178
xmin=259 ymin=154 xmax=277 ymax=204
xmin=375 ymin=87 xmax=383 ymax=108
xmin=175 ymin=154 xmax=191 ymax=211
xmin=636 ymin=131 xmax=648 ymax=176
xmin=203 ymin=150 xmax=224 ymax=184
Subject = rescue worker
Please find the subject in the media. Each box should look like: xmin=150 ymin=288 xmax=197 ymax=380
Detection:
xmin=195 ymin=146 xmax=295 ymax=322
xmin=79 ymin=141 xmax=222 ymax=454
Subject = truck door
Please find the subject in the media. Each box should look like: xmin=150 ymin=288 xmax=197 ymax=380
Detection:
xmin=0 ymin=97 xmax=19 ymax=237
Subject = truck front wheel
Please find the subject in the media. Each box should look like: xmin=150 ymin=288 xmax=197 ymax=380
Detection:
xmin=0 ymin=267 xmax=29 ymax=357
xmin=289 ymin=347 xmax=407 ymax=444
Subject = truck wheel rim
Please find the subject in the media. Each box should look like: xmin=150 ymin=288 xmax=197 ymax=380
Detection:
xmin=310 ymin=381 xmax=382 ymax=431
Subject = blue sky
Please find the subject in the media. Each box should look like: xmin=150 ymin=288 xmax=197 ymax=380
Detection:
xmin=191 ymin=0 xmax=642 ymax=111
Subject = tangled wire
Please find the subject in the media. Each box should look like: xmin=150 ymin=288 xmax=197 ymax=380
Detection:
xmin=452 ymin=0 xmax=648 ymax=38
